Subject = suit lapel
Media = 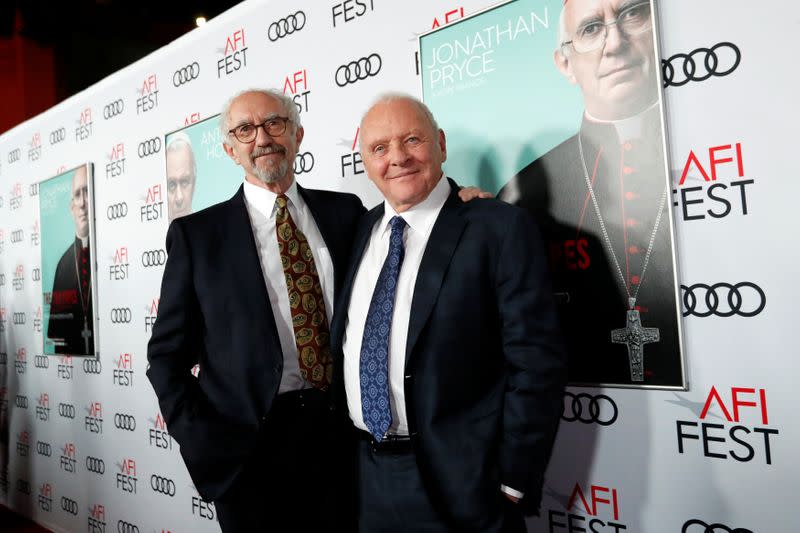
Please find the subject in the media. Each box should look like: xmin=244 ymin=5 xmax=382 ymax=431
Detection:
xmin=223 ymin=186 xmax=282 ymax=355
xmin=405 ymin=183 xmax=466 ymax=365
xmin=298 ymin=185 xmax=338 ymax=267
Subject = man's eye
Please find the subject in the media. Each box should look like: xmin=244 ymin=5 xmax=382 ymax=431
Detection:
xmin=373 ymin=145 xmax=385 ymax=154
xmin=238 ymin=125 xmax=253 ymax=135
xmin=579 ymin=22 xmax=602 ymax=38
xmin=621 ymin=4 xmax=647 ymax=21
xmin=406 ymin=136 xmax=420 ymax=144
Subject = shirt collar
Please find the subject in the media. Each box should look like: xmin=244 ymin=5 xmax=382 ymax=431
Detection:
xmin=378 ymin=174 xmax=449 ymax=237
xmin=243 ymin=177 xmax=301 ymax=219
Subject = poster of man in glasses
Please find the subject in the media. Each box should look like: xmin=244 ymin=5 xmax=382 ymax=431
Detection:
xmin=421 ymin=0 xmax=684 ymax=388
xmin=40 ymin=164 xmax=98 ymax=356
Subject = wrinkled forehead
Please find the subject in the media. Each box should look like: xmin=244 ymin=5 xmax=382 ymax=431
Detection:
xmin=229 ymin=93 xmax=284 ymax=125
xmin=563 ymin=0 xmax=631 ymax=29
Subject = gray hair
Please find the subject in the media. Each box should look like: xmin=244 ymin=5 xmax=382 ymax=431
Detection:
xmin=166 ymin=131 xmax=197 ymax=179
xmin=557 ymin=6 xmax=569 ymax=56
xmin=219 ymin=88 xmax=301 ymax=146
xmin=359 ymin=92 xmax=440 ymax=137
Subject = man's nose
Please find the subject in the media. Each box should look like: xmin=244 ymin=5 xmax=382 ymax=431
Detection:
xmin=175 ymin=187 xmax=184 ymax=204
xmin=389 ymin=143 xmax=411 ymax=165
xmin=603 ymin=22 xmax=625 ymax=54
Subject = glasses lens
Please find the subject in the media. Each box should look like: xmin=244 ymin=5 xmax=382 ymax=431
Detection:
xmin=265 ymin=118 xmax=287 ymax=136
xmin=235 ymin=124 xmax=256 ymax=142
xmin=619 ymin=3 xmax=652 ymax=35
xmin=574 ymin=22 xmax=606 ymax=53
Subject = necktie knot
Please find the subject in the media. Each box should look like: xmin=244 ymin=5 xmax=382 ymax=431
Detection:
xmin=275 ymin=194 xmax=289 ymax=210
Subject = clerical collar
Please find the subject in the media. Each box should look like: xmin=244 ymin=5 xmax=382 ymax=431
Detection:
xmin=584 ymin=101 xmax=659 ymax=142
xmin=77 ymin=235 xmax=89 ymax=248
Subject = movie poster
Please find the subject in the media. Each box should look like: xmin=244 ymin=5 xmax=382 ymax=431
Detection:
xmin=164 ymin=114 xmax=242 ymax=222
xmin=39 ymin=163 xmax=98 ymax=356
xmin=420 ymin=0 xmax=685 ymax=388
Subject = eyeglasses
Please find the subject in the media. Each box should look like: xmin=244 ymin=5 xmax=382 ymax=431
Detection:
xmin=561 ymin=1 xmax=652 ymax=54
xmin=228 ymin=116 xmax=292 ymax=143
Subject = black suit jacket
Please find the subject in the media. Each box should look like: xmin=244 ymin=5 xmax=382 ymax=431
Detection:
xmin=331 ymin=179 xmax=566 ymax=530
xmin=146 ymin=184 xmax=364 ymax=501
xmin=48 ymin=237 xmax=94 ymax=355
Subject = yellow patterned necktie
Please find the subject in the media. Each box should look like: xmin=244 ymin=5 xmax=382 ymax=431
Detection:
xmin=275 ymin=194 xmax=333 ymax=390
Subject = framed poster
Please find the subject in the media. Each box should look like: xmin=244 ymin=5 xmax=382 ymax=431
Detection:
xmin=164 ymin=114 xmax=242 ymax=222
xmin=39 ymin=163 xmax=98 ymax=356
xmin=420 ymin=0 xmax=685 ymax=388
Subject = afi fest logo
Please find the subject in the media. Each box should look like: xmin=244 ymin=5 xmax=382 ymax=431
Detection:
xmin=136 ymin=75 xmax=159 ymax=115
xmin=15 ymin=347 xmax=27 ymax=374
xmin=218 ymin=29 xmax=248 ymax=78
xmin=673 ymin=142 xmax=754 ymax=222
xmin=33 ymin=305 xmax=42 ymax=333
xmin=30 ymin=219 xmax=40 ymax=246
xmin=75 ymin=107 xmax=93 ymax=141
xmin=283 ymin=69 xmax=311 ymax=114
xmin=106 ymin=142 xmax=126 ymax=179
xmin=145 ymin=298 xmax=159 ymax=333
xmin=548 ymin=482 xmax=627 ymax=532
xmin=675 ymin=386 xmax=779 ymax=464
xmin=332 ymin=0 xmax=375 ymax=26
xmin=13 ymin=263 xmax=24 ymax=291
xmin=140 ymin=184 xmax=164 ymax=222
xmin=16 ymin=430 xmax=30 ymax=457
xmin=28 ymin=132 xmax=42 ymax=161
xmin=9 ymin=181 xmax=21 ymax=210
xmin=60 ymin=442 xmax=77 ymax=473
xmin=149 ymin=412 xmax=174 ymax=451
xmin=114 ymin=353 xmax=134 ymax=387
xmin=109 ymin=246 xmax=130 ymax=281
xmin=339 ymin=126 xmax=365 ymax=178
xmin=85 ymin=401 xmax=104 ymax=434
xmin=58 ymin=355 xmax=74 ymax=380
xmin=116 ymin=458 xmax=138 ymax=494
xmin=192 ymin=486 xmax=217 ymax=521
xmin=38 ymin=482 xmax=53 ymax=512
xmin=36 ymin=392 xmax=50 ymax=422
xmin=88 ymin=503 xmax=106 ymax=533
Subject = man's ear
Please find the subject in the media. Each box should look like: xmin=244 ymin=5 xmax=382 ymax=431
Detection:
xmin=295 ymin=126 xmax=305 ymax=148
xmin=438 ymin=129 xmax=447 ymax=163
xmin=554 ymin=49 xmax=577 ymax=85
xmin=223 ymin=141 xmax=239 ymax=164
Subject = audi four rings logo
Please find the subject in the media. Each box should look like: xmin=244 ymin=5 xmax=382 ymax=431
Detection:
xmin=107 ymin=202 xmax=129 ymax=220
xmin=58 ymin=403 xmax=76 ymax=418
xmin=682 ymin=519 xmax=753 ymax=533
xmin=141 ymin=249 xmax=167 ymax=267
xmin=268 ymin=11 xmax=306 ymax=41
xmin=293 ymin=152 xmax=315 ymax=175
xmin=662 ymin=42 xmax=741 ymax=88
xmin=173 ymin=62 xmax=200 ymax=87
xmin=85 ymin=456 xmax=106 ymax=474
xmin=114 ymin=413 xmax=137 ymax=431
xmin=561 ymin=392 xmax=618 ymax=426
xmin=138 ymin=137 xmax=162 ymax=158
xmin=32 ymin=268 xmax=41 ymax=281
xmin=16 ymin=395 xmax=28 ymax=408
xmin=36 ymin=441 xmax=52 ymax=456
xmin=103 ymin=99 xmax=125 ymax=119
xmin=117 ymin=520 xmax=140 ymax=533
xmin=83 ymin=358 xmax=102 ymax=374
xmin=110 ymin=308 xmax=132 ymax=324
xmin=49 ymin=128 xmax=66 ymax=145
xmin=60 ymin=496 xmax=78 ymax=515
xmin=335 ymin=53 xmax=382 ymax=86
xmin=681 ymin=282 xmax=765 ymax=318
xmin=8 ymin=148 xmax=21 ymax=163
xmin=150 ymin=474 xmax=176 ymax=496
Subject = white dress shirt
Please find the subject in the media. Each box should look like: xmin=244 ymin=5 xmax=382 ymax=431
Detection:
xmin=343 ymin=176 xmax=450 ymax=435
xmin=242 ymin=178 xmax=334 ymax=394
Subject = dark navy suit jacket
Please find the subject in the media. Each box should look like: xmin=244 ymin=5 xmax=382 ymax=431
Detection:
xmin=331 ymin=178 xmax=566 ymax=529
xmin=147 ymin=184 xmax=364 ymax=501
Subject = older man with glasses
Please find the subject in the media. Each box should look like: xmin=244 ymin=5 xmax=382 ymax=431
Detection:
xmin=500 ymin=0 xmax=681 ymax=387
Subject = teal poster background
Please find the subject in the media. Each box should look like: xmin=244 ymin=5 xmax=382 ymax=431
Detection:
xmin=420 ymin=0 xmax=581 ymax=193
xmin=165 ymin=114 xmax=242 ymax=219
xmin=38 ymin=164 xmax=91 ymax=354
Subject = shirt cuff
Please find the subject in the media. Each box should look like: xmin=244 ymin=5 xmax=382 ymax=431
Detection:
xmin=500 ymin=485 xmax=524 ymax=499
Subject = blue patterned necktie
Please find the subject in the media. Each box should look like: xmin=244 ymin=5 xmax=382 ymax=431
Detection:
xmin=360 ymin=215 xmax=407 ymax=441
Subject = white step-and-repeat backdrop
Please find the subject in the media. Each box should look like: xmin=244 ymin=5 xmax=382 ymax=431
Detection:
xmin=0 ymin=1 xmax=796 ymax=531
